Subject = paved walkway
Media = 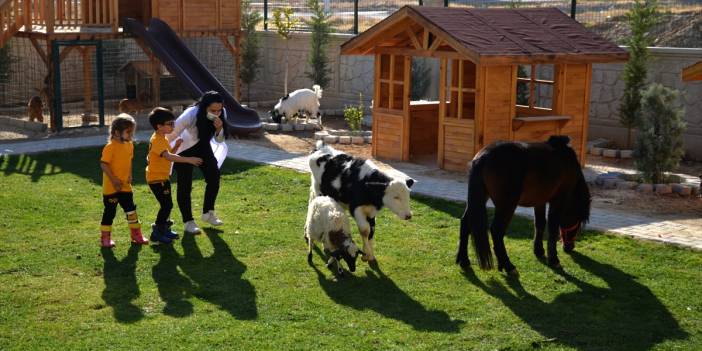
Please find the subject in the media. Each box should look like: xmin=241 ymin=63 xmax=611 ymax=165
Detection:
xmin=2 ymin=133 xmax=700 ymax=250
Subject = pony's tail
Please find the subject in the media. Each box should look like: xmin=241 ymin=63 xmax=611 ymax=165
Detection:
xmin=467 ymin=159 xmax=493 ymax=270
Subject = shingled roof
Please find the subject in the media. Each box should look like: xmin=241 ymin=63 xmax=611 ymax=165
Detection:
xmin=341 ymin=6 xmax=629 ymax=64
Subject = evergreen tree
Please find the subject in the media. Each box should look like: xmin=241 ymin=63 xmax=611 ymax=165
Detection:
xmin=619 ymin=0 xmax=658 ymax=148
xmin=633 ymin=83 xmax=686 ymax=184
xmin=304 ymin=0 xmax=332 ymax=89
xmin=240 ymin=0 xmax=263 ymax=101
xmin=272 ymin=7 xmax=299 ymax=95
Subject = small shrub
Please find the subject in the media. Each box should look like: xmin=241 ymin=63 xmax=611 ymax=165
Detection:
xmin=344 ymin=93 xmax=364 ymax=132
xmin=633 ymin=83 xmax=686 ymax=184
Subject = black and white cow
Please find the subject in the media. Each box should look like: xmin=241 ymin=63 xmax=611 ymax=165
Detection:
xmin=308 ymin=141 xmax=414 ymax=262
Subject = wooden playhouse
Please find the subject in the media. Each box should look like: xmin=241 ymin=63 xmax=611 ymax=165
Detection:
xmin=340 ymin=6 xmax=629 ymax=171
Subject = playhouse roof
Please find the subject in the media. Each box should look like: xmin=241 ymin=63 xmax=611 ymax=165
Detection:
xmin=341 ymin=6 xmax=629 ymax=65
xmin=682 ymin=61 xmax=702 ymax=81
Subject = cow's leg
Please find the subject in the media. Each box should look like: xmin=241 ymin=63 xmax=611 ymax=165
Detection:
xmin=307 ymin=235 xmax=313 ymax=264
xmin=353 ymin=208 xmax=374 ymax=261
xmin=367 ymin=216 xmax=376 ymax=261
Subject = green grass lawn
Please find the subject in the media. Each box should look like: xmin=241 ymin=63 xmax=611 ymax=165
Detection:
xmin=0 ymin=144 xmax=700 ymax=350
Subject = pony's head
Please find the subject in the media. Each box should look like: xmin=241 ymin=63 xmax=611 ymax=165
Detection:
xmin=560 ymin=163 xmax=591 ymax=252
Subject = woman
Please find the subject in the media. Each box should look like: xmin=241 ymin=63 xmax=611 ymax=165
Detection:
xmin=168 ymin=91 xmax=228 ymax=234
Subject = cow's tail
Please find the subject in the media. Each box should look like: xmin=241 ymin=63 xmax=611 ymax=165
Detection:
xmin=313 ymin=84 xmax=323 ymax=99
xmin=467 ymin=158 xmax=493 ymax=270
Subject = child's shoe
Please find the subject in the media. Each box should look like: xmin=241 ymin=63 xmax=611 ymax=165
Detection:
xmin=164 ymin=220 xmax=179 ymax=240
xmin=100 ymin=226 xmax=115 ymax=248
xmin=201 ymin=210 xmax=223 ymax=226
xmin=184 ymin=220 xmax=201 ymax=234
xmin=129 ymin=227 xmax=149 ymax=245
xmin=150 ymin=224 xmax=173 ymax=245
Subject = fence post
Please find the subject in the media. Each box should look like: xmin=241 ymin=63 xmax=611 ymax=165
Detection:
xmin=264 ymin=0 xmax=268 ymax=30
xmin=353 ymin=0 xmax=358 ymax=34
xmin=570 ymin=0 xmax=576 ymax=19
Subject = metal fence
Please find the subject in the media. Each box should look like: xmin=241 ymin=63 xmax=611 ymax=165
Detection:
xmin=251 ymin=0 xmax=702 ymax=47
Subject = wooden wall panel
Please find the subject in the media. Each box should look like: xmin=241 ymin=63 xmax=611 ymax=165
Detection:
xmin=480 ymin=65 xmax=513 ymax=147
xmin=559 ymin=63 xmax=590 ymax=163
xmin=220 ymin=1 xmax=240 ymax=29
xmin=153 ymin=0 xmax=180 ymax=29
xmin=442 ymin=120 xmax=474 ymax=172
xmin=184 ymin=0 xmax=217 ymax=31
xmin=409 ymin=102 xmax=439 ymax=159
xmin=373 ymin=111 xmax=404 ymax=160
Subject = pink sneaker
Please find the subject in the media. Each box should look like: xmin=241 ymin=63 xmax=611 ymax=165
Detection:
xmin=129 ymin=227 xmax=149 ymax=245
xmin=101 ymin=231 xmax=115 ymax=248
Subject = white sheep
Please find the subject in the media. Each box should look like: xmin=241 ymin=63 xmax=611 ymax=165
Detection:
xmin=270 ymin=85 xmax=323 ymax=125
xmin=304 ymin=196 xmax=363 ymax=275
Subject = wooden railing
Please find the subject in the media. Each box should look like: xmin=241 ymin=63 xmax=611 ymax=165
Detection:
xmin=23 ymin=0 xmax=119 ymax=34
xmin=0 ymin=0 xmax=26 ymax=48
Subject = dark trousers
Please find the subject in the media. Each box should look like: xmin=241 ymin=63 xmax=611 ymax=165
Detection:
xmin=101 ymin=192 xmax=136 ymax=226
xmin=174 ymin=141 xmax=220 ymax=223
xmin=149 ymin=180 xmax=173 ymax=226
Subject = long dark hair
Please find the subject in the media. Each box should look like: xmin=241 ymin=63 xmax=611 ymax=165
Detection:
xmin=192 ymin=91 xmax=226 ymax=142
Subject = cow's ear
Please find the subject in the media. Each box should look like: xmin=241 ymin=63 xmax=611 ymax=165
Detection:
xmin=406 ymin=178 xmax=415 ymax=188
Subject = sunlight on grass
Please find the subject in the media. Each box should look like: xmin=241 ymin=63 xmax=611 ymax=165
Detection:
xmin=0 ymin=145 xmax=700 ymax=350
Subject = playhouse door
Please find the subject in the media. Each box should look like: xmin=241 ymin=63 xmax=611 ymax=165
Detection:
xmin=438 ymin=58 xmax=476 ymax=172
xmin=372 ymin=54 xmax=410 ymax=161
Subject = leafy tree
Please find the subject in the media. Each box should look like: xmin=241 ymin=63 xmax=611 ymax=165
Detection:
xmin=304 ymin=0 xmax=333 ymax=89
xmin=619 ymin=0 xmax=659 ymax=148
xmin=240 ymin=0 xmax=263 ymax=101
xmin=633 ymin=83 xmax=686 ymax=184
xmin=272 ymin=7 xmax=299 ymax=95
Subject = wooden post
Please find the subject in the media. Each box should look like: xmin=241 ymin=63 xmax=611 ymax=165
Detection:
xmin=402 ymin=55 xmax=411 ymax=161
xmin=372 ymin=54 xmax=381 ymax=158
xmin=46 ymin=40 xmax=56 ymax=131
xmin=23 ymin=0 xmax=31 ymax=32
xmin=45 ymin=0 xmax=54 ymax=34
xmin=438 ymin=58 xmax=446 ymax=168
xmin=112 ymin=0 xmax=119 ymax=33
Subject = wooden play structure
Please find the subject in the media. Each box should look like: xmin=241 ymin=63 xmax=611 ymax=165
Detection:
xmin=682 ymin=60 xmax=702 ymax=82
xmin=341 ymin=6 xmax=629 ymax=171
xmin=0 ymin=0 xmax=242 ymax=130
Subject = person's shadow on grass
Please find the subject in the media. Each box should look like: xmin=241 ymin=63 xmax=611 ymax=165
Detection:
xmin=101 ymin=245 xmax=144 ymax=323
xmin=311 ymin=261 xmax=462 ymax=333
xmin=179 ymin=228 xmax=258 ymax=320
xmin=151 ymin=244 xmax=194 ymax=317
xmin=462 ymin=251 xmax=688 ymax=350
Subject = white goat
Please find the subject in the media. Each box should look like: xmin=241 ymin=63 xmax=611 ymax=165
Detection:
xmin=271 ymin=85 xmax=323 ymax=125
xmin=304 ymin=196 xmax=363 ymax=275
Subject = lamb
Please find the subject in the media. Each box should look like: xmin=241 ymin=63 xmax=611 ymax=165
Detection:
xmin=305 ymin=196 xmax=363 ymax=275
xmin=270 ymin=85 xmax=323 ymax=125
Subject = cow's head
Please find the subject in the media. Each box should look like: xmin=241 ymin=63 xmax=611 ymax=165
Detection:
xmin=375 ymin=178 xmax=414 ymax=220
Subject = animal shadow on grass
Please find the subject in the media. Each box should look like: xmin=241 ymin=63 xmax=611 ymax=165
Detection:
xmin=151 ymin=244 xmax=194 ymax=317
xmin=179 ymin=228 xmax=258 ymax=320
xmin=462 ymin=251 xmax=688 ymax=350
xmin=101 ymin=245 xmax=144 ymax=323
xmin=312 ymin=262 xmax=462 ymax=333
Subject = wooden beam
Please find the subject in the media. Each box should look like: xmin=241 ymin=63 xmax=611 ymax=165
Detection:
xmin=428 ymin=38 xmax=443 ymax=53
xmin=59 ymin=45 xmax=76 ymax=63
xmin=374 ymin=46 xmax=464 ymax=61
xmin=373 ymin=53 xmax=381 ymax=158
xmin=438 ymin=58 xmax=447 ymax=168
xmin=402 ymin=55 xmax=411 ymax=161
xmin=581 ymin=64 xmax=592 ymax=165
xmin=219 ymin=35 xmax=237 ymax=55
xmin=29 ymin=38 xmax=48 ymax=67
xmin=480 ymin=52 xmax=630 ymax=65
xmin=422 ymin=29 xmax=429 ymax=50
xmin=405 ymin=28 xmax=421 ymax=50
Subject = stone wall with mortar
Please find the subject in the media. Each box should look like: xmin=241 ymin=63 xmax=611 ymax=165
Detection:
xmin=589 ymin=47 xmax=702 ymax=159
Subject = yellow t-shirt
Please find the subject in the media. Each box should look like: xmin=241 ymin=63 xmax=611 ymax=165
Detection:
xmin=146 ymin=132 xmax=173 ymax=183
xmin=101 ymin=140 xmax=134 ymax=195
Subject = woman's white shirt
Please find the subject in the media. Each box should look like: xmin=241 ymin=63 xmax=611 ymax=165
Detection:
xmin=166 ymin=105 xmax=225 ymax=153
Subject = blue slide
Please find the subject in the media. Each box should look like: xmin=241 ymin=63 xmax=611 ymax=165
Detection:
xmin=123 ymin=18 xmax=261 ymax=134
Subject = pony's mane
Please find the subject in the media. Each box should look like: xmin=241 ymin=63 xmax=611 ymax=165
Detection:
xmin=547 ymin=135 xmax=571 ymax=149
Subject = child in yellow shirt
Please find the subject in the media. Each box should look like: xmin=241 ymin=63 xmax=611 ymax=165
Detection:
xmin=100 ymin=114 xmax=149 ymax=248
xmin=146 ymin=108 xmax=203 ymax=244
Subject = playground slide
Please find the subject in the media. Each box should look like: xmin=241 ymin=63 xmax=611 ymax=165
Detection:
xmin=123 ymin=18 xmax=261 ymax=134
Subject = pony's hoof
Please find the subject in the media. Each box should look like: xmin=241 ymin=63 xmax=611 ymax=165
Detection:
xmin=563 ymin=243 xmax=575 ymax=253
xmin=456 ymin=255 xmax=470 ymax=268
xmin=549 ymin=260 xmax=562 ymax=269
xmin=508 ymin=268 xmax=520 ymax=278
xmin=534 ymin=248 xmax=545 ymax=258
xmin=307 ymin=253 xmax=313 ymax=264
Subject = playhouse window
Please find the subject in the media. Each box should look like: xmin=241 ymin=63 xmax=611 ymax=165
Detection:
xmin=516 ymin=64 xmax=555 ymax=110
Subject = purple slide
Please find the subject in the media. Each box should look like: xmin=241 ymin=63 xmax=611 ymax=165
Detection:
xmin=124 ymin=18 xmax=261 ymax=134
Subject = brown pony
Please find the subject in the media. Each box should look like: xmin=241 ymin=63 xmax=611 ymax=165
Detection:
xmin=456 ymin=136 xmax=591 ymax=276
